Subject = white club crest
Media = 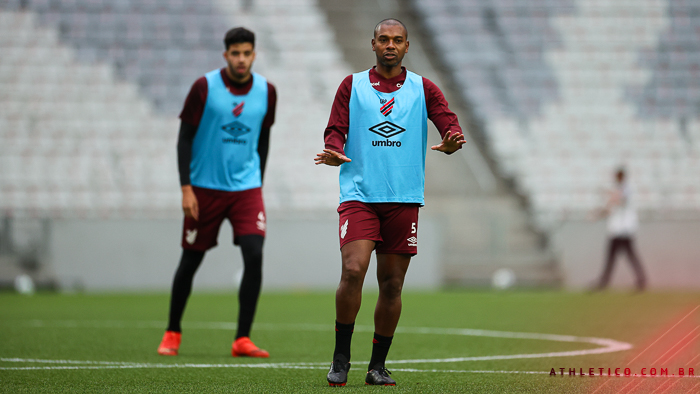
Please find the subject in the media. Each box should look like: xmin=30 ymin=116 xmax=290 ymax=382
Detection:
xmin=340 ymin=219 xmax=349 ymax=239
xmin=256 ymin=211 xmax=266 ymax=231
xmin=185 ymin=229 xmax=198 ymax=245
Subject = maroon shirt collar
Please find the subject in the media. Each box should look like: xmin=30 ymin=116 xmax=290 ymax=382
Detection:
xmin=369 ymin=66 xmax=407 ymax=84
xmin=219 ymin=68 xmax=254 ymax=95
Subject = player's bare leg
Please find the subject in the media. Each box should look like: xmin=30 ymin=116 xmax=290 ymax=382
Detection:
xmin=374 ymin=253 xmax=411 ymax=337
xmin=335 ymin=240 xmax=375 ymax=324
xmin=328 ymin=239 xmax=374 ymax=386
xmin=364 ymin=253 xmax=410 ymax=386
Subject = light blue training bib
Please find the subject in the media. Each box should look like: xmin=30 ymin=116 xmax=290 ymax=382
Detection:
xmin=190 ymin=70 xmax=268 ymax=192
xmin=339 ymin=69 xmax=428 ymax=204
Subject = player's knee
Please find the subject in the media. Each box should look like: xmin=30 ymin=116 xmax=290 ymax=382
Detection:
xmin=379 ymin=277 xmax=404 ymax=300
xmin=341 ymin=264 xmax=367 ymax=286
xmin=243 ymin=247 xmax=263 ymax=262
xmin=239 ymin=236 xmax=264 ymax=259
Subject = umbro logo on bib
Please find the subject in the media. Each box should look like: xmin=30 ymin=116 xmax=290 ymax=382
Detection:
xmin=369 ymin=121 xmax=405 ymax=148
xmin=369 ymin=121 xmax=405 ymax=138
xmin=221 ymin=121 xmax=251 ymax=137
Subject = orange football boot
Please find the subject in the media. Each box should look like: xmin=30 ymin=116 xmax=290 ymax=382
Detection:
xmin=157 ymin=331 xmax=181 ymax=356
xmin=232 ymin=336 xmax=269 ymax=358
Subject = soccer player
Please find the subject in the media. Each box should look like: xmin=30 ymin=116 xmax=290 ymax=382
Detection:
xmin=315 ymin=18 xmax=466 ymax=386
xmin=157 ymin=27 xmax=276 ymax=358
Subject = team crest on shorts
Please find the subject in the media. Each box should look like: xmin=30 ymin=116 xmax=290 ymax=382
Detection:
xmin=407 ymin=236 xmax=417 ymax=247
xmin=185 ymin=229 xmax=198 ymax=245
xmin=340 ymin=219 xmax=349 ymax=239
xmin=256 ymin=211 xmax=266 ymax=231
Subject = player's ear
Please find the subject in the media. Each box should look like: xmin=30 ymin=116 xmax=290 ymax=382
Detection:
xmin=371 ymin=38 xmax=376 ymax=51
xmin=405 ymin=40 xmax=409 ymax=53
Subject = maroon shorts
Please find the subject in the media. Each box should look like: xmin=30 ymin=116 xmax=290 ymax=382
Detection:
xmin=338 ymin=201 xmax=419 ymax=255
xmin=181 ymin=186 xmax=266 ymax=251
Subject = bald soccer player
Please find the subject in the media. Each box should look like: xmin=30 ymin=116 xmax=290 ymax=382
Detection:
xmin=315 ymin=18 xmax=466 ymax=386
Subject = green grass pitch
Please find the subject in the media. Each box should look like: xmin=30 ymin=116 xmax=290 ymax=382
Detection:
xmin=1 ymin=290 xmax=698 ymax=393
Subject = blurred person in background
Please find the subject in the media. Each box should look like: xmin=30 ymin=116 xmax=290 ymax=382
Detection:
xmin=594 ymin=168 xmax=647 ymax=292
xmin=157 ymin=27 xmax=276 ymax=358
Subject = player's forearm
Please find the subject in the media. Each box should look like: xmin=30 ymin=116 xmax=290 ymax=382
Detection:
xmin=424 ymin=78 xmax=464 ymax=153
xmin=430 ymin=108 xmax=463 ymax=152
xmin=324 ymin=128 xmax=346 ymax=156
xmin=258 ymin=127 xmax=270 ymax=182
xmin=434 ymin=114 xmax=463 ymax=138
xmin=177 ymin=121 xmax=198 ymax=186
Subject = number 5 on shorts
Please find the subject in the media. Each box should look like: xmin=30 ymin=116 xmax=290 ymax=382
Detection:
xmin=411 ymin=222 xmax=416 ymax=234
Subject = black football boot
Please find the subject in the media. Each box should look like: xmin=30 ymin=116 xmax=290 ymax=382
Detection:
xmin=327 ymin=355 xmax=351 ymax=387
xmin=365 ymin=365 xmax=396 ymax=386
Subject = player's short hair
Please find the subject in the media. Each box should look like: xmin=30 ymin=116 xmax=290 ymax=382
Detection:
xmin=374 ymin=18 xmax=408 ymax=39
xmin=224 ymin=27 xmax=255 ymax=49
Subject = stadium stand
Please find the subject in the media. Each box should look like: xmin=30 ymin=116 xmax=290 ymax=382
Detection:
xmin=413 ymin=0 xmax=700 ymax=230
xmin=0 ymin=0 xmax=351 ymax=218
xmin=0 ymin=8 xmax=179 ymax=218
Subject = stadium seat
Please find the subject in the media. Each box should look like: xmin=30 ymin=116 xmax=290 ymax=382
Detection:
xmin=411 ymin=0 xmax=700 ymax=227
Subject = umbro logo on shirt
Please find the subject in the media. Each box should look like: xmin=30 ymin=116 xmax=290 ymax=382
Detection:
xmin=221 ymin=121 xmax=251 ymax=144
xmin=369 ymin=121 xmax=405 ymax=148
xmin=222 ymin=121 xmax=250 ymax=136
xmin=369 ymin=121 xmax=405 ymax=138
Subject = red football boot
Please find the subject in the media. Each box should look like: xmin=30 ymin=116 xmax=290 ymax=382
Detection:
xmin=157 ymin=331 xmax=181 ymax=356
xmin=231 ymin=336 xmax=269 ymax=358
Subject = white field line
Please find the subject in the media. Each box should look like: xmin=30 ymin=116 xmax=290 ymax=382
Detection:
xmin=1 ymin=320 xmax=633 ymax=371
xmin=2 ymin=360 xmax=699 ymax=378
xmin=0 ymin=358 xmax=326 ymax=371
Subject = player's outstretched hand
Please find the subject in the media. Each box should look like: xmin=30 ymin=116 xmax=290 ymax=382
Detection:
xmin=181 ymin=185 xmax=199 ymax=221
xmin=314 ymin=149 xmax=351 ymax=166
xmin=431 ymin=130 xmax=466 ymax=153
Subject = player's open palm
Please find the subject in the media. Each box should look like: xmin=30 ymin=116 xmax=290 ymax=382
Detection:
xmin=431 ymin=130 xmax=466 ymax=153
xmin=315 ymin=149 xmax=351 ymax=166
